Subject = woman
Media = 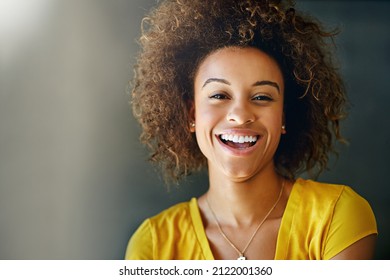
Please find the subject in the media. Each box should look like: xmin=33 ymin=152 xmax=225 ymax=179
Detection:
xmin=126 ymin=0 xmax=377 ymax=260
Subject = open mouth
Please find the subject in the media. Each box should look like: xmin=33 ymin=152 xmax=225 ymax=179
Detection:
xmin=218 ymin=134 xmax=258 ymax=150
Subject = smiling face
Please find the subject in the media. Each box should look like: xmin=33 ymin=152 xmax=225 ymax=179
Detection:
xmin=192 ymin=47 xmax=285 ymax=182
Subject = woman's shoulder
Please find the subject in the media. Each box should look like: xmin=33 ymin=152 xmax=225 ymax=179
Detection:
xmin=293 ymin=178 xmax=363 ymax=204
xmin=278 ymin=178 xmax=377 ymax=259
xmin=146 ymin=198 xmax=197 ymax=228
xmin=290 ymin=178 xmax=377 ymax=228
xmin=125 ymin=198 xmax=199 ymax=259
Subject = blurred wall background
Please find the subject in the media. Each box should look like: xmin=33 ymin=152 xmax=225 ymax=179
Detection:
xmin=0 ymin=0 xmax=388 ymax=259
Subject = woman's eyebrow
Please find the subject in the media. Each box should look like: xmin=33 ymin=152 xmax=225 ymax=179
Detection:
xmin=201 ymin=78 xmax=280 ymax=93
xmin=202 ymin=78 xmax=230 ymax=88
xmin=252 ymin=80 xmax=280 ymax=93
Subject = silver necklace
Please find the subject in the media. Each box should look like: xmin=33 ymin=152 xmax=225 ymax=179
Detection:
xmin=206 ymin=180 xmax=285 ymax=260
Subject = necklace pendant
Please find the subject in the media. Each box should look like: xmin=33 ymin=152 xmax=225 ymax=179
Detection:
xmin=237 ymin=255 xmax=246 ymax=260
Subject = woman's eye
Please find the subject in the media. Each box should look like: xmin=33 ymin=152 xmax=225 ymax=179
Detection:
xmin=210 ymin=93 xmax=228 ymax=100
xmin=253 ymin=95 xmax=273 ymax=101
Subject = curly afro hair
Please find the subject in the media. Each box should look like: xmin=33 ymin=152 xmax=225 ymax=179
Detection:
xmin=131 ymin=0 xmax=347 ymax=184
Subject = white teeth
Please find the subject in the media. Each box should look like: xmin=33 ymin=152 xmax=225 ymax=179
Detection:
xmin=220 ymin=134 xmax=258 ymax=143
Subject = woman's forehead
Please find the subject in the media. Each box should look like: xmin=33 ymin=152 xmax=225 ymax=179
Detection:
xmin=194 ymin=47 xmax=284 ymax=90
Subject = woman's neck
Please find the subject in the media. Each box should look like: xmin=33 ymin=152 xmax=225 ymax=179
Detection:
xmin=205 ymin=163 xmax=284 ymax=227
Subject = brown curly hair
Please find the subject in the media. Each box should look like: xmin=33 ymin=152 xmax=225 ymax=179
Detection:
xmin=131 ymin=0 xmax=347 ymax=183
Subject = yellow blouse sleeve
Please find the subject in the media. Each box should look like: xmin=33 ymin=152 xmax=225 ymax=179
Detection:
xmin=125 ymin=219 xmax=154 ymax=260
xmin=323 ymin=186 xmax=378 ymax=259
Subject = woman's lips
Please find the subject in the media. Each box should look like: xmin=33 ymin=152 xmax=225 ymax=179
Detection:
xmin=218 ymin=134 xmax=258 ymax=149
xmin=216 ymin=132 xmax=261 ymax=155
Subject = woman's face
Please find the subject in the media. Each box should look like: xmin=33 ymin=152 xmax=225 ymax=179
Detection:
xmin=192 ymin=47 xmax=285 ymax=182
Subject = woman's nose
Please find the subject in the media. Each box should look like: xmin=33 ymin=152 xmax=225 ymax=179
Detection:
xmin=226 ymin=102 xmax=255 ymax=125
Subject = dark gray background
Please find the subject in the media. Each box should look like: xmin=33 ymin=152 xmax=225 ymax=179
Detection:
xmin=0 ymin=0 xmax=388 ymax=259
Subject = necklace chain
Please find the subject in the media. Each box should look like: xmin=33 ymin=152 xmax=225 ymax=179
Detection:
xmin=206 ymin=179 xmax=285 ymax=260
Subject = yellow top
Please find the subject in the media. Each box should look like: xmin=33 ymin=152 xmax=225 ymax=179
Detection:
xmin=125 ymin=178 xmax=377 ymax=260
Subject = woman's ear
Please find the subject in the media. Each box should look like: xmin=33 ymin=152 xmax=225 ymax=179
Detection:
xmin=282 ymin=111 xmax=286 ymax=134
xmin=188 ymin=101 xmax=196 ymax=133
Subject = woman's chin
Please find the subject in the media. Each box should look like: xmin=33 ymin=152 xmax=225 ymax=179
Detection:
xmin=220 ymin=167 xmax=258 ymax=183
